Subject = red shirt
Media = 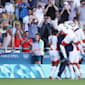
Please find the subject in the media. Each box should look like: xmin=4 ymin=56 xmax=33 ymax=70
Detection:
xmin=0 ymin=43 xmax=2 ymax=48
xmin=22 ymin=38 xmax=32 ymax=53
xmin=14 ymin=36 xmax=21 ymax=48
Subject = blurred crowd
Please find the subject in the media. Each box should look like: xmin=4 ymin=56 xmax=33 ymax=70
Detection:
xmin=0 ymin=0 xmax=85 ymax=54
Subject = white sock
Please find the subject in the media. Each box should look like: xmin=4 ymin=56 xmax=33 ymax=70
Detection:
xmin=69 ymin=65 xmax=74 ymax=79
xmin=73 ymin=65 xmax=80 ymax=78
xmin=79 ymin=68 xmax=82 ymax=74
xmin=64 ymin=67 xmax=68 ymax=78
xmin=79 ymin=68 xmax=83 ymax=78
xmin=50 ymin=66 xmax=57 ymax=77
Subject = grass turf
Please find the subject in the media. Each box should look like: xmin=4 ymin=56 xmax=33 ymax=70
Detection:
xmin=0 ymin=79 xmax=85 ymax=85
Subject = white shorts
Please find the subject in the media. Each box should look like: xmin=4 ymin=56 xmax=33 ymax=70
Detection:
xmin=49 ymin=50 xmax=60 ymax=63
xmin=77 ymin=50 xmax=82 ymax=62
xmin=69 ymin=50 xmax=79 ymax=64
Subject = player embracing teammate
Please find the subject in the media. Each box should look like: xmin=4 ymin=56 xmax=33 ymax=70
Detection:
xmin=49 ymin=20 xmax=85 ymax=80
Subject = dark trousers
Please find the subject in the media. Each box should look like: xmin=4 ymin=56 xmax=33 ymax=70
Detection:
xmin=58 ymin=60 xmax=68 ymax=77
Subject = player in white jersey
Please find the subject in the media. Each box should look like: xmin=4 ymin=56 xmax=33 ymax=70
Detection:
xmin=57 ymin=23 xmax=80 ymax=79
xmin=49 ymin=30 xmax=60 ymax=80
xmin=64 ymin=21 xmax=85 ymax=60
xmin=64 ymin=21 xmax=84 ymax=78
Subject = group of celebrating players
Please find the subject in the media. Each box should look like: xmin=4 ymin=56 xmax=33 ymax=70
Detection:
xmin=48 ymin=20 xmax=85 ymax=80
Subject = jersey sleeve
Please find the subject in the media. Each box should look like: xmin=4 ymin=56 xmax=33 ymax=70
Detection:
xmin=62 ymin=33 xmax=79 ymax=45
xmin=62 ymin=34 xmax=72 ymax=45
xmin=80 ymin=30 xmax=85 ymax=42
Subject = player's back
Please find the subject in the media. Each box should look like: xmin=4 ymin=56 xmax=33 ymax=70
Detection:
xmin=48 ymin=35 xmax=58 ymax=50
xmin=75 ymin=28 xmax=85 ymax=41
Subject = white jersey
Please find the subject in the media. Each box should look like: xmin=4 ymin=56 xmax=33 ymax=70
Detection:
xmin=75 ymin=28 xmax=85 ymax=41
xmin=62 ymin=29 xmax=80 ymax=63
xmin=49 ymin=35 xmax=60 ymax=63
xmin=64 ymin=21 xmax=77 ymax=30
xmin=48 ymin=35 xmax=58 ymax=50
xmin=62 ymin=29 xmax=78 ymax=44
xmin=64 ymin=21 xmax=85 ymax=53
xmin=64 ymin=21 xmax=85 ymax=41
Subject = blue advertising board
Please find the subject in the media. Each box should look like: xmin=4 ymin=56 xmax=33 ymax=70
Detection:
xmin=0 ymin=53 xmax=85 ymax=64
xmin=0 ymin=53 xmax=51 ymax=64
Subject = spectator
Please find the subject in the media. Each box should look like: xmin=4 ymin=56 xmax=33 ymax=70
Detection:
xmin=14 ymin=30 xmax=21 ymax=49
xmin=28 ymin=18 xmax=38 ymax=41
xmin=40 ymin=16 xmax=52 ymax=49
xmin=13 ymin=22 xmax=20 ymax=35
xmin=7 ymin=25 xmax=13 ymax=48
xmin=5 ymin=2 xmax=14 ymax=25
xmin=0 ymin=30 xmax=3 ymax=54
xmin=1 ymin=0 xmax=10 ymax=6
xmin=16 ymin=0 xmax=21 ymax=3
xmin=19 ymin=0 xmax=30 ymax=23
xmin=28 ymin=0 xmax=36 ymax=9
xmin=20 ymin=23 xmax=25 ymax=36
xmin=0 ymin=6 xmax=8 ymax=32
xmin=0 ymin=5 xmax=6 ymax=19
xmin=32 ymin=33 xmax=44 ymax=64
xmin=2 ymin=27 xmax=11 ymax=52
xmin=0 ymin=19 xmax=9 ymax=42
xmin=44 ymin=0 xmax=58 ymax=20
xmin=15 ymin=0 xmax=22 ymax=20
xmin=0 ymin=32 xmax=3 ymax=47
xmin=21 ymin=31 xmax=32 ymax=53
xmin=28 ymin=0 xmax=39 ymax=8
xmin=78 ymin=0 xmax=85 ymax=29
xmin=60 ymin=1 xmax=71 ymax=22
xmin=38 ymin=0 xmax=47 ymax=8
xmin=23 ymin=9 xmax=33 ymax=31
xmin=51 ymin=11 xmax=59 ymax=29
xmin=68 ymin=0 xmax=77 ymax=20
xmin=35 ymin=3 xmax=44 ymax=25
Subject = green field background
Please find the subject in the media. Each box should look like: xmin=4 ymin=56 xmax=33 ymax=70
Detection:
xmin=0 ymin=79 xmax=85 ymax=85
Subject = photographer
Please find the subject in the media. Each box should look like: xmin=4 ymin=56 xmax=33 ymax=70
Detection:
xmin=68 ymin=0 xmax=78 ymax=21
xmin=60 ymin=2 xmax=71 ymax=22
xmin=19 ymin=0 xmax=30 ymax=23
xmin=28 ymin=17 xmax=38 ymax=42
xmin=21 ymin=31 xmax=32 ymax=53
xmin=44 ymin=0 xmax=58 ymax=20
xmin=0 ymin=6 xmax=6 ymax=29
xmin=23 ymin=9 xmax=33 ymax=31
xmin=5 ymin=2 xmax=14 ymax=25
xmin=78 ymin=0 xmax=85 ymax=29
xmin=35 ymin=3 xmax=44 ymax=26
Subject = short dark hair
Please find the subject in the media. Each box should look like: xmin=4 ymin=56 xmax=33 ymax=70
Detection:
xmin=35 ymin=33 xmax=41 ymax=38
xmin=52 ymin=29 xmax=58 ymax=35
xmin=36 ymin=33 xmax=41 ymax=36
xmin=58 ymin=20 xmax=64 ymax=25
xmin=73 ymin=17 xmax=78 ymax=20
xmin=24 ymin=31 xmax=29 ymax=34
xmin=80 ymin=0 xmax=85 ymax=2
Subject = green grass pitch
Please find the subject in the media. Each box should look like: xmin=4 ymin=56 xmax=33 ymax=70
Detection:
xmin=0 ymin=79 xmax=85 ymax=85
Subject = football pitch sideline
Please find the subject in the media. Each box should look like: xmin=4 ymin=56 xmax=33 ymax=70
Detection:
xmin=0 ymin=79 xmax=85 ymax=85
